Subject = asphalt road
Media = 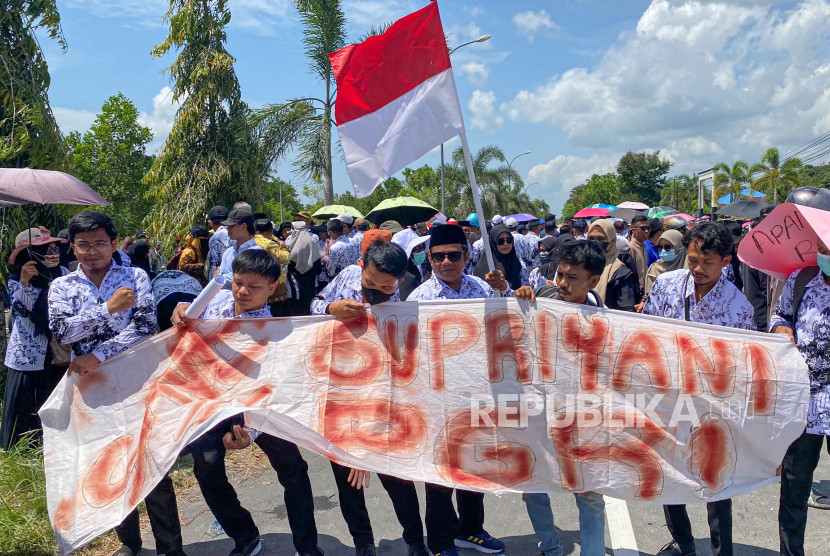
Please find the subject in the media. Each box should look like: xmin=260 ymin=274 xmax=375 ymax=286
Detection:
xmin=138 ymin=447 xmax=830 ymax=556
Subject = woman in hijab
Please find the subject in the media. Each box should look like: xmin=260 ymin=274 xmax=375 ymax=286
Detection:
xmin=178 ymin=224 xmax=210 ymax=286
xmin=586 ymin=219 xmax=637 ymax=311
xmin=528 ymin=234 xmax=578 ymax=289
xmin=277 ymin=222 xmax=293 ymax=242
xmin=1 ymin=228 xmax=69 ymax=450
xmin=474 ymin=224 xmax=529 ymax=290
xmin=391 ymin=228 xmax=429 ymax=300
xmin=644 ymin=230 xmax=687 ymax=294
xmin=287 ymin=226 xmax=322 ymax=315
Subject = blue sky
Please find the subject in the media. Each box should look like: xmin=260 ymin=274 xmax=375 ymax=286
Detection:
xmin=46 ymin=0 xmax=830 ymax=215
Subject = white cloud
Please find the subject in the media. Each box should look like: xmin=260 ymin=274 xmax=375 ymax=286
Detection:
xmin=53 ymin=107 xmax=98 ymax=135
xmin=468 ymin=91 xmax=503 ymax=133
xmin=62 ymin=0 xmax=292 ymax=34
xmin=459 ymin=62 xmax=489 ymax=87
xmin=502 ymin=0 xmax=830 ymax=177
xmin=529 ymin=154 xmax=618 ymax=194
xmin=343 ymin=0 xmax=413 ymax=29
xmin=138 ymin=86 xmax=183 ymax=153
xmin=512 ymin=9 xmax=559 ymax=41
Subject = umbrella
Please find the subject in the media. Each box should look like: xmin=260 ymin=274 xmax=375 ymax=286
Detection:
xmin=311 ymin=204 xmax=363 ymax=219
xmin=365 ymin=196 xmax=438 ymax=227
xmin=716 ymin=189 xmax=768 ymax=206
xmin=0 ymin=168 xmax=109 ymax=208
xmin=617 ymin=201 xmax=650 ymax=210
xmin=716 ymin=200 xmax=774 ymax=220
xmin=584 ymin=203 xmax=618 ymax=210
xmin=674 ymin=213 xmax=697 ymax=222
xmin=574 ymin=207 xmax=611 ymax=218
xmin=647 ymin=206 xmax=677 ymax=219
xmin=608 ymin=208 xmax=645 ymax=221
xmin=504 ymin=213 xmax=538 ymax=223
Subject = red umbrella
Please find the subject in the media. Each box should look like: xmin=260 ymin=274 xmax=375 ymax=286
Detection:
xmin=574 ymin=207 xmax=610 ymax=218
xmin=0 ymin=168 xmax=109 ymax=208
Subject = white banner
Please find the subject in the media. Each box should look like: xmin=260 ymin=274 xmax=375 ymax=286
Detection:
xmin=40 ymin=298 xmax=809 ymax=554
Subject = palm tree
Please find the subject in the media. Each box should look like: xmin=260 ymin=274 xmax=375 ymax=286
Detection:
xmin=713 ymin=160 xmax=749 ymax=203
xmin=750 ymin=147 xmax=803 ymax=204
xmin=448 ymin=145 xmax=524 ymax=216
xmin=250 ymin=0 xmax=346 ymax=204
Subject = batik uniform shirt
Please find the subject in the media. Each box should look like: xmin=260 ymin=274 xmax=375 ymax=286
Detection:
xmin=345 ymin=233 xmax=363 ymax=266
xmin=408 ymin=273 xmax=514 ymax=300
xmin=310 ymin=264 xmax=401 ymax=315
xmin=511 ymin=232 xmax=532 ymax=267
xmin=208 ymin=226 xmax=232 ymax=278
xmin=523 ymin=231 xmax=542 ymax=267
xmin=5 ymin=268 xmax=69 ymax=371
xmin=642 ymin=268 xmax=756 ymax=331
xmin=528 ymin=267 xmax=549 ymax=290
xmin=217 ymin=238 xmax=262 ymax=284
xmin=769 ymin=269 xmax=830 ymax=435
xmin=48 ymin=261 xmax=158 ymax=361
xmin=326 ymin=236 xmax=353 ymax=281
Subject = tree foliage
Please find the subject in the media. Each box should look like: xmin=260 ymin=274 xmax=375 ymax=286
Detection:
xmin=749 ymin=147 xmax=802 ymax=204
xmin=562 ymin=173 xmax=620 ymax=217
xmin=799 ymin=162 xmax=830 ymax=190
xmin=712 ymin=159 xmax=749 ymax=203
xmin=659 ymin=174 xmax=700 ymax=215
xmin=616 ymin=151 xmax=672 ymax=207
xmin=250 ymin=0 xmax=346 ymax=205
xmin=144 ymin=0 xmax=261 ymax=250
xmin=65 ymin=93 xmax=154 ymax=235
xmin=259 ymin=177 xmax=303 ymax=224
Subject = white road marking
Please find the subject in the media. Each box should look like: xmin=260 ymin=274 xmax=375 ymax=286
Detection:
xmin=604 ymin=496 xmax=640 ymax=556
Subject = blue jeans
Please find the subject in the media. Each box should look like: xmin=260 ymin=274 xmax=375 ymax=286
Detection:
xmin=522 ymin=491 xmax=606 ymax=556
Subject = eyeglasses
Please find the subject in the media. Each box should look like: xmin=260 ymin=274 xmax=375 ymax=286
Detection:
xmin=496 ymin=237 xmax=514 ymax=245
xmin=430 ymin=250 xmax=464 ymax=263
xmin=73 ymin=241 xmax=112 ymax=254
xmin=636 ymin=226 xmax=649 ymax=232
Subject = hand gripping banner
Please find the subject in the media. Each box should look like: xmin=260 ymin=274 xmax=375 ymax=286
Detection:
xmin=40 ymin=298 xmax=809 ymax=553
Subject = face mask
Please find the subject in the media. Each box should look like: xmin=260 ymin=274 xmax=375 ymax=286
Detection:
xmin=594 ymin=240 xmax=609 ymax=252
xmin=540 ymin=252 xmax=551 ymax=264
xmin=44 ymin=244 xmax=60 ymax=268
xmin=659 ymin=249 xmax=677 ymax=262
xmin=818 ymin=252 xmax=830 ymax=277
xmin=412 ymin=252 xmax=426 ymax=265
xmin=362 ymin=285 xmax=393 ymax=305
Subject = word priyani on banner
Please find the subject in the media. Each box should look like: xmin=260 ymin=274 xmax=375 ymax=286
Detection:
xmin=41 ymin=298 xmax=809 ymax=554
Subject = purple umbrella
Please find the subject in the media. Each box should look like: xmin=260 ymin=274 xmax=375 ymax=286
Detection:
xmin=0 ymin=168 xmax=109 ymax=208
xmin=504 ymin=213 xmax=538 ymax=223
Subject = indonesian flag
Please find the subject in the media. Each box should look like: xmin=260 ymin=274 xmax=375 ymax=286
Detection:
xmin=329 ymin=1 xmax=464 ymax=198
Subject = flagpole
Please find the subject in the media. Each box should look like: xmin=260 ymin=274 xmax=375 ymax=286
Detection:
xmin=459 ymin=131 xmax=496 ymax=275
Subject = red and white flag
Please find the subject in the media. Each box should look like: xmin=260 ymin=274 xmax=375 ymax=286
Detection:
xmin=329 ymin=1 xmax=464 ymax=198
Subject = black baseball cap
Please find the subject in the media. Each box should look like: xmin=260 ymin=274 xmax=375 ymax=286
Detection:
xmin=572 ymin=220 xmax=588 ymax=232
xmin=221 ymin=208 xmax=255 ymax=227
xmin=209 ymin=205 xmax=230 ymax=222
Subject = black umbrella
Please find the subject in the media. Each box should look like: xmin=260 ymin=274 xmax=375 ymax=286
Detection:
xmin=716 ymin=200 xmax=774 ymax=219
xmin=608 ymin=208 xmax=645 ymax=221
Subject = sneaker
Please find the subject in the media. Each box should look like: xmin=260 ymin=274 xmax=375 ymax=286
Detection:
xmin=808 ymin=487 xmax=830 ymax=510
xmin=658 ymin=539 xmax=695 ymax=556
xmin=454 ymin=530 xmax=505 ymax=553
xmin=433 ymin=550 xmax=459 ymax=556
xmin=354 ymin=544 xmax=376 ymax=556
xmin=112 ymin=546 xmax=140 ymax=556
xmin=407 ymin=543 xmax=432 ymax=556
xmin=229 ymin=536 xmax=262 ymax=556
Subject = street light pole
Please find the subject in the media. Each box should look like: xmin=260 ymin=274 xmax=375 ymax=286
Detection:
xmin=280 ymin=181 xmax=285 ymax=223
xmin=504 ymin=150 xmax=531 ymax=190
xmin=440 ymin=34 xmax=491 ymax=215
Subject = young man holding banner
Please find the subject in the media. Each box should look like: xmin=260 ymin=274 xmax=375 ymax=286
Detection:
xmin=642 ymin=222 xmax=756 ymax=556
xmin=770 ymin=236 xmax=830 ymax=556
xmin=408 ymin=224 xmax=510 ymax=556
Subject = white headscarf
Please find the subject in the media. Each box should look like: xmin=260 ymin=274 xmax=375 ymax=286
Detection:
xmin=289 ymin=229 xmax=321 ymax=274
xmin=392 ymin=228 xmax=429 ymax=259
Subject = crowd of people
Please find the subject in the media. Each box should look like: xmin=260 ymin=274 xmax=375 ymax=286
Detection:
xmin=0 ymin=187 xmax=829 ymax=556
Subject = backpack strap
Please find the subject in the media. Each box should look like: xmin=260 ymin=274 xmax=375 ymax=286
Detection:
xmin=791 ymin=266 xmax=820 ymax=327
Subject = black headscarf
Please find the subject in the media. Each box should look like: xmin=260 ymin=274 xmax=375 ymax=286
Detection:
xmin=538 ymin=236 xmax=559 ymax=280
xmin=11 ymin=246 xmax=64 ymax=338
xmin=474 ymin=224 xmax=522 ymax=290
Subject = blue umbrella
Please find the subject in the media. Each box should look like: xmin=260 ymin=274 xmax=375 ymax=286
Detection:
xmin=585 ymin=203 xmax=618 ymax=210
xmin=716 ymin=189 xmax=768 ymax=205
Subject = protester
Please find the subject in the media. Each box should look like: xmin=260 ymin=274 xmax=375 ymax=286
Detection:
xmin=514 ymin=241 xmax=608 ymax=556
xmin=408 ymin=223 xmax=509 ymax=556
xmin=586 ymin=220 xmax=637 ymax=311
xmin=287 ymin=223 xmax=323 ymax=316
xmin=216 ymin=208 xmax=262 ymax=284
xmin=207 ymin=205 xmax=232 ymax=277
xmin=770 ymin=235 xmax=830 ymax=555
xmin=391 ymin=228 xmax=429 ymax=300
xmin=572 ymin=219 xmax=588 ymax=240
xmin=172 ymin=250 xmax=323 ymax=556
xmin=642 ymin=222 xmax=756 ymax=556
xmin=506 ymin=217 xmax=537 ymax=268
xmin=255 ymin=217 xmax=277 ymax=242
xmin=645 ymin=218 xmax=664 ymax=266
xmin=178 ymin=224 xmax=210 ymax=286
xmin=277 ymin=221 xmax=293 ymax=242
xmin=628 ymin=215 xmax=650 ymax=294
xmin=644 ymin=230 xmax=687 ymax=294
xmin=529 ymin=234 xmax=576 ymax=289
xmin=120 ymin=235 xmax=133 ymax=255
xmin=252 ymin=219 xmax=292 ymax=316
xmin=474 ymin=224 xmax=528 ymax=291
xmin=326 ymin=218 xmax=354 ymax=281
xmin=1 ymin=228 xmax=69 ymax=450
xmin=310 ymin=240 xmax=430 ymax=556
xmin=47 ymin=210 xmax=185 ymax=556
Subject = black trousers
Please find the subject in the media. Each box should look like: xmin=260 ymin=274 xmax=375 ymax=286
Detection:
xmin=663 ymin=499 xmax=732 ymax=556
xmin=424 ymin=482 xmax=485 ymax=554
xmin=114 ymin=474 xmax=183 ymax=554
xmin=189 ymin=416 xmax=320 ymax=554
xmin=1 ymin=364 xmax=64 ymax=450
xmin=329 ymin=461 xmax=424 ymax=547
xmin=780 ymin=430 xmax=828 ymax=556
